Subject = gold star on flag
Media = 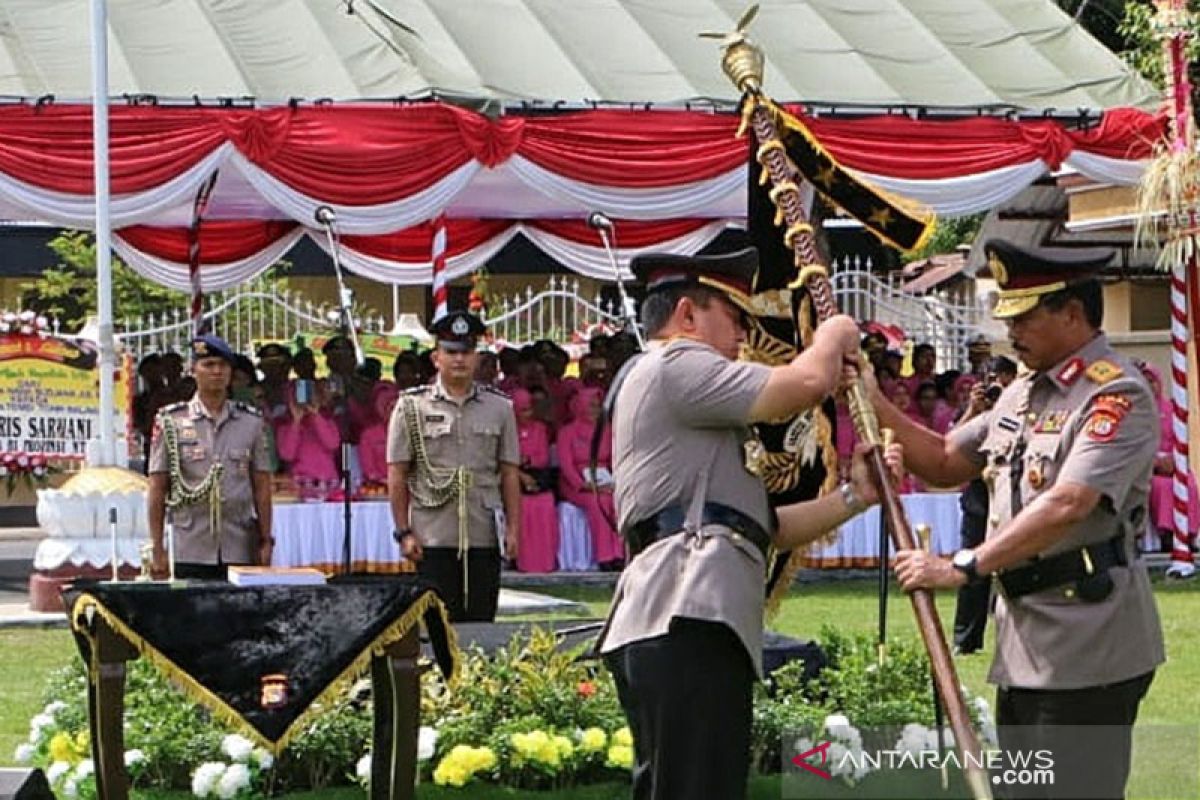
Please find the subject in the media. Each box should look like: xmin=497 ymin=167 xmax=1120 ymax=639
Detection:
xmin=814 ymin=164 xmax=837 ymax=189
xmin=868 ymin=207 xmax=894 ymax=228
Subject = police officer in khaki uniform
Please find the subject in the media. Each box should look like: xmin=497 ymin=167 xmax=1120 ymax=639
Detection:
xmin=878 ymin=240 xmax=1165 ymax=800
xmin=148 ymin=335 xmax=274 ymax=579
xmin=387 ymin=310 xmax=521 ymax=622
xmin=596 ymin=248 xmax=897 ymax=800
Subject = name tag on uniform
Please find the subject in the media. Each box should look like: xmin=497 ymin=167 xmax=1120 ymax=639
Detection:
xmin=997 ymin=416 xmax=1020 ymax=432
xmin=177 ymin=424 xmax=198 ymax=443
xmin=424 ymin=414 xmax=446 ymax=423
xmin=1034 ymin=411 xmax=1068 ymax=434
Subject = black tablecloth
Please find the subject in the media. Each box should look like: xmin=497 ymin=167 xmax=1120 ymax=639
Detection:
xmin=63 ymin=575 xmax=456 ymax=752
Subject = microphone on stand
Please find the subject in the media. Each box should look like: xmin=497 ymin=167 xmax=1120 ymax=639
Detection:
xmin=588 ymin=211 xmax=644 ymax=349
xmin=313 ymin=203 xmax=361 ymax=576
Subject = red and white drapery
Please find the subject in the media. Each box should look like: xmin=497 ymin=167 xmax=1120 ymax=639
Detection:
xmin=0 ymin=102 xmax=1163 ymax=288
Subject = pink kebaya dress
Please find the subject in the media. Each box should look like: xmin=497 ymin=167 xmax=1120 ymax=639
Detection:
xmin=512 ymin=389 xmax=560 ymax=572
xmin=556 ymin=388 xmax=623 ymax=565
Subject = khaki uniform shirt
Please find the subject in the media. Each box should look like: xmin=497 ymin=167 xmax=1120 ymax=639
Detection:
xmin=386 ymin=380 xmax=519 ymax=549
xmin=598 ymin=338 xmax=773 ymax=676
xmin=950 ymin=334 xmax=1165 ymax=690
xmin=148 ymin=396 xmax=272 ymax=564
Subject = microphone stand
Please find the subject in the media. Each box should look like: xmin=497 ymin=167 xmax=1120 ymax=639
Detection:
xmin=316 ymin=207 xmax=362 ymax=576
xmin=591 ymin=217 xmax=645 ymax=349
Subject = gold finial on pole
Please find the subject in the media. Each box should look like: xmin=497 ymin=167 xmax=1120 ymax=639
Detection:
xmin=699 ymin=5 xmax=764 ymax=94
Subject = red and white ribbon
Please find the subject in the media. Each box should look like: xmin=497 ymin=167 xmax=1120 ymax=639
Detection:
xmin=430 ymin=214 xmax=448 ymax=323
xmin=1171 ymin=261 xmax=1195 ymax=567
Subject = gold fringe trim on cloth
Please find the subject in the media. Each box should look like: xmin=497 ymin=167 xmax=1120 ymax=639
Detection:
xmin=69 ymin=590 xmax=459 ymax=756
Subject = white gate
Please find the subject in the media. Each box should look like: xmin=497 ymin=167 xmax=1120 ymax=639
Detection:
xmin=831 ymin=255 xmax=988 ymax=372
xmin=483 ymin=275 xmax=623 ymax=346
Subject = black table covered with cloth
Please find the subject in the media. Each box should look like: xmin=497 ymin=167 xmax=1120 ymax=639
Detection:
xmin=63 ymin=575 xmax=458 ymax=800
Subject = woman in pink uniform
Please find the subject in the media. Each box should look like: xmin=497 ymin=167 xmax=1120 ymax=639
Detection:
xmin=357 ymin=382 xmax=400 ymax=494
xmin=512 ymin=388 xmax=559 ymax=572
xmin=277 ymin=389 xmax=341 ymax=499
xmin=557 ymin=387 xmax=623 ymax=570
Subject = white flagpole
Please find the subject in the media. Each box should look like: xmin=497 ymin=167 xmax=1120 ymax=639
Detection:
xmin=90 ymin=0 xmax=116 ymax=466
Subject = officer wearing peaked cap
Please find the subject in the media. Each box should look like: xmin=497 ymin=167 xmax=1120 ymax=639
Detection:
xmin=386 ymin=310 xmax=521 ymax=622
xmin=596 ymin=247 xmax=897 ymax=800
xmin=875 ymin=240 xmax=1164 ymax=799
xmin=148 ymin=335 xmax=274 ymax=579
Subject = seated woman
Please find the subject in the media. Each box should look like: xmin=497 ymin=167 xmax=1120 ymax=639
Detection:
xmin=277 ymin=388 xmax=341 ymax=500
xmin=511 ymin=388 xmax=560 ymax=572
xmin=357 ymin=382 xmax=400 ymax=497
xmin=557 ymin=387 xmax=623 ymax=570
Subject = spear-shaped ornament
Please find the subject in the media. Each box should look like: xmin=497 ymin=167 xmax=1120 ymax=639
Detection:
xmin=706 ymin=9 xmax=992 ymax=799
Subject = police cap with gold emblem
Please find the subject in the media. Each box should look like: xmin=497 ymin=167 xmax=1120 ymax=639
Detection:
xmin=190 ymin=334 xmax=236 ymax=365
xmin=630 ymin=247 xmax=758 ymax=315
xmin=984 ymin=240 xmax=1113 ymax=320
xmin=430 ymin=310 xmax=486 ymax=352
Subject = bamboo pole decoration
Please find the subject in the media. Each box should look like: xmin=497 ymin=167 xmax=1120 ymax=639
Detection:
xmin=1137 ymin=0 xmax=1198 ymax=577
xmin=705 ymin=9 xmax=992 ymax=799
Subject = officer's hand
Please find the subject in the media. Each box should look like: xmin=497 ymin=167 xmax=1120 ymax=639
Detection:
xmin=849 ymin=442 xmax=905 ymax=505
xmin=398 ymin=532 xmax=424 ymax=562
xmin=258 ymin=537 xmax=274 ymax=568
xmin=894 ymin=549 xmax=965 ymax=591
xmin=815 ymin=314 xmax=861 ymax=362
xmin=505 ymin=526 xmax=520 ymax=562
xmin=150 ymin=543 xmax=169 ymax=580
xmin=838 ymin=353 xmax=869 ymax=393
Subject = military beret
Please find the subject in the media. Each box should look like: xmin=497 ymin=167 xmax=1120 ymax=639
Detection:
xmin=631 ymin=247 xmax=758 ymax=315
xmin=984 ymin=240 xmax=1113 ymax=320
xmin=256 ymin=342 xmax=291 ymax=362
xmin=190 ymin=334 xmax=236 ymax=365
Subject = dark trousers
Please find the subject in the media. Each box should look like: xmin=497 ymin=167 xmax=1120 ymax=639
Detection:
xmin=418 ymin=547 xmax=502 ymax=622
xmin=953 ymin=512 xmax=990 ymax=653
xmin=995 ymin=671 xmax=1154 ymax=800
xmin=603 ymin=619 xmax=755 ymax=800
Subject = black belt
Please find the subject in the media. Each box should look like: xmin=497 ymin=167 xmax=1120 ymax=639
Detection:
xmin=997 ymin=534 xmax=1128 ymax=601
xmin=623 ymin=502 xmax=771 ymax=559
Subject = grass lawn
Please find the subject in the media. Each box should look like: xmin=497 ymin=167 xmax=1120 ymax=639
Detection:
xmin=1 ymin=576 xmax=1196 ymax=798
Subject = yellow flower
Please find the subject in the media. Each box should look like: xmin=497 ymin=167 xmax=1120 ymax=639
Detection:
xmin=554 ymin=735 xmax=574 ymax=759
xmin=580 ymin=727 xmax=607 ymax=753
xmin=612 ymin=727 xmax=633 ymax=748
xmin=606 ymin=744 xmax=634 ymax=770
xmin=74 ymin=730 xmax=89 ymax=754
xmin=49 ymin=732 xmax=76 ymax=764
xmin=432 ymin=756 xmax=469 ymax=787
xmin=465 ymin=746 xmax=496 ymax=773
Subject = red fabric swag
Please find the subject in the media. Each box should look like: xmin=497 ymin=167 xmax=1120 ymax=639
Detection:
xmin=117 ymin=221 xmax=299 ymax=263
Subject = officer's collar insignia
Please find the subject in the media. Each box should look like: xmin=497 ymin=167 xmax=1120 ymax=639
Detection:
xmin=451 ymin=317 xmax=470 ymax=335
xmin=1085 ymin=359 xmax=1122 ymax=385
xmin=1034 ymin=411 xmax=1068 ymax=434
xmin=1055 ymin=357 xmax=1085 ymax=387
xmin=997 ymin=416 xmax=1020 ymax=432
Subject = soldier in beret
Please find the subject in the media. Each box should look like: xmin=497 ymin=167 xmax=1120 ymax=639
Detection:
xmin=147 ymin=335 xmax=274 ymax=580
xmin=877 ymin=240 xmax=1165 ymax=799
xmin=595 ymin=247 xmax=898 ymax=799
xmin=387 ymin=310 xmax=522 ymax=622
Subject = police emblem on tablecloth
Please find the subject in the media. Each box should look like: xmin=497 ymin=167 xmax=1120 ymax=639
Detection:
xmin=261 ymin=673 xmax=289 ymax=709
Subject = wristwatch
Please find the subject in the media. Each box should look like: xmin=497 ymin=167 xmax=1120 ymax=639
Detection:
xmin=951 ymin=548 xmax=982 ymax=584
xmin=838 ymin=482 xmax=866 ymax=514
xmin=393 ymin=528 xmax=413 ymax=544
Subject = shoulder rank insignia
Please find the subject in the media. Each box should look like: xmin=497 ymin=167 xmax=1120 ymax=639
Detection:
xmin=160 ymin=401 xmax=187 ymax=414
xmin=1056 ymin=357 xmax=1085 ymax=386
xmin=233 ymin=400 xmax=262 ymax=416
xmin=1085 ymin=359 xmax=1122 ymax=386
xmin=403 ymin=385 xmax=427 ymax=395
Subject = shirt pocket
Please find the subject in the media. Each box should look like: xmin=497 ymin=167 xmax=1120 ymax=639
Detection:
xmin=181 ymin=444 xmax=207 ymax=463
xmin=471 ymin=422 xmax=501 ymax=454
xmin=1021 ymin=435 xmax=1062 ymax=500
xmin=229 ymin=447 xmax=252 ymax=474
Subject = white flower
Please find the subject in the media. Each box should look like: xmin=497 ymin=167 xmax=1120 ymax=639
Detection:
xmin=827 ymin=742 xmax=850 ymax=777
xmin=191 ymin=762 xmax=226 ymax=798
xmin=19 ymin=310 xmax=34 ymax=322
xmin=355 ymin=754 xmax=372 ymax=782
xmin=44 ymin=701 xmax=67 ymax=716
xmin=74 ymin=760 xmax=94 ymax=779
xmin=823 ymin=713 xmax=862 ymax=749
xmin=124 ymin=749 xmax=145 ymax=767
xmin=896 ymin=723 xmax=930 ymax=755
xmin=29 ymin=713 xmax=53 ymax=734
xmin=46 ymin=761 xmax=71 ymax=783
xmin=18 ymin=324 xmax=32 ymax=336
xmin=418 ymin=726 xmax=438 ymax=761
xmin=251 ymin=748 xmax=273 ymax=769
xmin=220 ymin=734 xmax=254 ymax=763
xmin=61 ymin=778 xmax=78 ymax=798
xmin=13 ymin=743 xmax=33 ymax=763
xmin=216 ymin=763 xmax=251 ymax=799
xmin=35 ymin=315 xmax=48 ymax=330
